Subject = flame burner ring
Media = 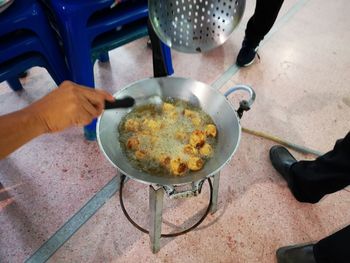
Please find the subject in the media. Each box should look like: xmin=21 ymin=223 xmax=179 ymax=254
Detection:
xmin=119 ymin=174 xmax=213 ymax=237
xmin=118 ymin=173 xmax=218 ymax=253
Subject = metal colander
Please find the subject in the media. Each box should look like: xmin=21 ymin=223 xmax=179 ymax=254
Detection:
xmin=149 ymin=0 xmax=246 ymax=53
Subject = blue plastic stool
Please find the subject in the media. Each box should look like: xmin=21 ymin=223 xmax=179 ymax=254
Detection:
xmin=0 ymin=53 xmax=60 ymax=90
xmin=0 ymin=0 xmax=70 ymax=90
xmin=41 ymin=0 xmax=174 ymax=140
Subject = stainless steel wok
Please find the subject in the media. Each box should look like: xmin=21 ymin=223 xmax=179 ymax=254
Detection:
xmin=97 ymin=77 xmax=255 ymax=194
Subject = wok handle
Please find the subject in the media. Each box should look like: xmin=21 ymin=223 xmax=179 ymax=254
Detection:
xmin=224 ymin=85 xmax=256 ymax=119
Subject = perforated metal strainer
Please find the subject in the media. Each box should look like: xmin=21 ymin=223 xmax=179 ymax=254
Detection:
xmin=149 ymin=0 xmax=246 ymax=53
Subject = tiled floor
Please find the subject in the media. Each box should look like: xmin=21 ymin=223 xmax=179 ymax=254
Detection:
xmin=1 ymin=0 xmax=350 ymax=262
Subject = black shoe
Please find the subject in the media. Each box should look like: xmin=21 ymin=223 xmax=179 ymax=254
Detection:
xmin=277 ymin=244 xmax=317 ymax=263
xmin=236 ymin=38 xmax=259 ymax=67
xmin=269 ymin=146 xmax=297 ymax=185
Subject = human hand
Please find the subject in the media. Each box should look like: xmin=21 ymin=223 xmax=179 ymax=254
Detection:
xmin=27 ymin=81 xmax=114 ymax=133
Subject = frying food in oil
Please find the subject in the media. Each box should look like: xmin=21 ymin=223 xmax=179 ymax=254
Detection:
xmin=119 ymin=99 xmax=217 ymax=176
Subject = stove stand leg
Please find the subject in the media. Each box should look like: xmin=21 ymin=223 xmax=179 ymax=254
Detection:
xmin=210 ymin=172 xmax=220 ymax=214
xmin=149 ymin=185 xmax=164 ymax=253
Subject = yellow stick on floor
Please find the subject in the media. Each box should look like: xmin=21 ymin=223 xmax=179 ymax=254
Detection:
xmin=242 ymin=127 xmax=324 ymax=157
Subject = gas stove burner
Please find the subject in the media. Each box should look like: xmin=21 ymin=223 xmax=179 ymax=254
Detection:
xmin=118 ymin=172 xmax=220 ymax=253
xmin=119 ymin=174 xmax=213 ymax=237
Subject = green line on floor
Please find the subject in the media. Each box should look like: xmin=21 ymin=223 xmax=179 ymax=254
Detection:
xmin=26 ymin=0 xmax=310 ymax=261
xmin=25 ymin=176 xmax=120 ymax=263
xmin=211 ymin=0 xmax=310 ymax=90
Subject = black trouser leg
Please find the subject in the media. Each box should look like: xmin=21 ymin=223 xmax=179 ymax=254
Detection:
xmin=290 ymin=132 xmax=350 ymax=203
xmin=245 ymin=0 xmax=284 ymax=46
xmin=313 ymin=225 xmax=350 ymax=263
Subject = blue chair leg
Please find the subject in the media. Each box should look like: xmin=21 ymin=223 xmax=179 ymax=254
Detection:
xmin=7 ymin=77 xmax=23 ymax=91
xmin=98 ymin=52 xmax=110 ymax=63
xmin=160 ymin=43 xmax=174 ymax=75
xmin=69 ymin=56 xmax=96 ymax=140
xmin=84 ymin=119 xmax=98 ymax=141
xmin=42 ymin=49 xmax=70 ymax=84
xmin=54 ymin=17 xmax=97 ymax=140
xmin=63 ymin=33 xmax=97 ymax=139
xmin=35 ymin=17 xmax=70 ymax=84
xmin=45 ymin=61 xmax=65 ymax=86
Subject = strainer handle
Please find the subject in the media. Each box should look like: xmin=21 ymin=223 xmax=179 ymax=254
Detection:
xmin=224 ymin=85 xmax=256 ymax=119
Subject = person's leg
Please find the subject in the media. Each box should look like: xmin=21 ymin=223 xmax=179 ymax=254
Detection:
xmin=236 ymin=0 xmax=284 ymax=66
xmin=245 ymin=0 xmax=285 ymax=46
xmin=313 ymin=225 xmax=350 ymax=263
xmin=276 ymin=243 xmax=316 ymax=263
xmin=290 ymin=132 xmax=350 ymax=203
xmin=272 ymin=133 xmax=350 ymax=262
xmin=277 ymin=226 xmax=350 ymax=263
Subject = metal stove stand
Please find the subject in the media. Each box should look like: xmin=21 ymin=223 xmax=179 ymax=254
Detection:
xmin=119 ymin=172 xmax=220 ymax=253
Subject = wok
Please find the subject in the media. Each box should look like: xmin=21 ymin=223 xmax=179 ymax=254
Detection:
xmin=97 ymin=77 xmax=255 ymax=195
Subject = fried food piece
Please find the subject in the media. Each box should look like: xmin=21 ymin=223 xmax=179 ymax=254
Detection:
xmin=163 ymin=102 xmax=175 ymax=112
xmin=170 ymin=158 xmax=188 ymax=176
xmin=175 ymin=130 xmax=188 ymax=143
xmin=162 ymin=103 xmax=178 ymax=121
xmin=136 ymin=134 xmax=155 ymax=148
xmin=205 ymin=124 xmax=217 ymax=137
xmin=126 ymin=137 xmax=139 ymax=150
xmin=191 ymin=117 xmax=202 ymax=127
xmin=124 ymin=119 xmax=139 ymax=132
xmin=139 ymin=129 xmax=151 ymax=136
xmin=183 ymin=144 xmax=198 ymax=155
xmin=200 ymin=143 xmax=213 ymax=157
xmin=150 ymin=136 xmax=158 ymax=145
xmin=188 ymin=157 xmax=204 ymax=171
xmin=183 ymin=109 xmax=198 ymax=118
xmin=158 ymin=154 xmax=171 ymax=167
xmin=168 ymin=110 xmax=178 ymax=121
xmin=189 ymin=130 xmax=206 ymax=148
xmin=135 ymin=150 xmax=147 ymax=160
xmin=142 ymin=119 xmax=161 ymax=131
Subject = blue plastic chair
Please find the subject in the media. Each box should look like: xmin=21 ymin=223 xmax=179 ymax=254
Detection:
xmin=0 ymin=0 xmax=70 ymax=91
xmin=41 ymin=0 xmax=174 ymax=140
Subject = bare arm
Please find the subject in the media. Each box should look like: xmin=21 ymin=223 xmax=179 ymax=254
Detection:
xmin=0 ymin=81 xmax=114 ymax=159
xmin=0 ymin=108 xmax=46 ymax=159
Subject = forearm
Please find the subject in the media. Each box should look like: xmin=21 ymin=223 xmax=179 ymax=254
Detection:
xmin=0 ymin=108 xmax=46 ymax=159
xmin=0 ymin=81 xmax=113 ymax=159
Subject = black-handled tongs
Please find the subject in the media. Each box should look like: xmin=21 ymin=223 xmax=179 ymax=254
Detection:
xmin=104 ymin=96 xmax=135 ymax=110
